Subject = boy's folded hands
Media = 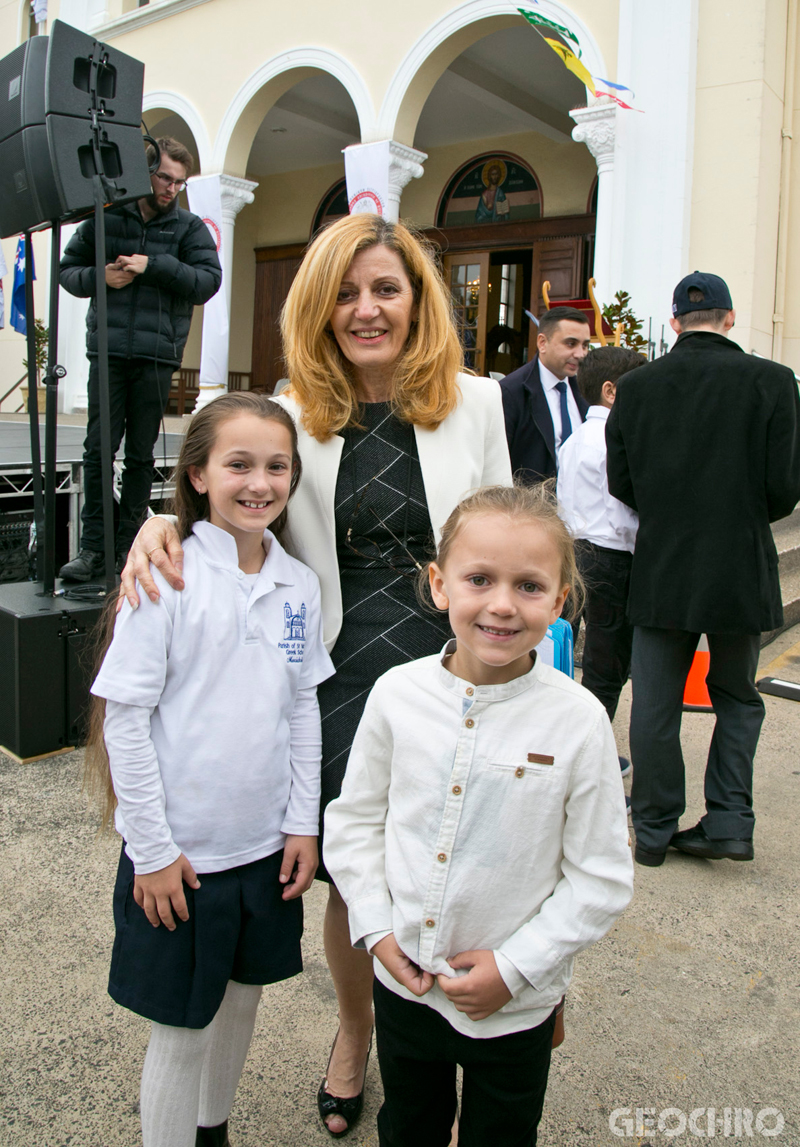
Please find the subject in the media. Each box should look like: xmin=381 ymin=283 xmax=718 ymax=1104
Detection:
xmin=372 ymin=934 xmax=436 ymax=997
xmin=437 ymin=950 xmax=513 ymax=1021
xmin=371 ymin=937 xmax=514 ymax=1021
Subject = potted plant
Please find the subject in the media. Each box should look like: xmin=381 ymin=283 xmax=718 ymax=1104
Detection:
xmin=21 ymin=319 xmax=49 ymax=413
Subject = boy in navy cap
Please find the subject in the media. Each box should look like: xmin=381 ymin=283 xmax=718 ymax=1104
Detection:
xmin=606 ymin=272 xmax=800 ymax=867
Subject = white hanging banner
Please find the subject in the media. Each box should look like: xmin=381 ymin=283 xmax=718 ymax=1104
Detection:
xmin=344 ymin=141 xmax=390 ymax=216
xmin=186 ymin=174 xmax=228 ymax=404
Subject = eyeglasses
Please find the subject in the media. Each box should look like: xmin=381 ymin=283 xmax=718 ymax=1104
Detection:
xmin=153 ymin=171 xmax=187 ymax=192
xmin=344 ymin=472 xmax=424 ymax=580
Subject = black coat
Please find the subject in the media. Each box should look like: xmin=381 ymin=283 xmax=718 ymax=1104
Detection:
xmin=606 ymin=331 xmax=800 ymax=634
xmin=60 ymin=201 xmax=222 ymax=366
xmin=499 ymin=356 xmax=588 ymax=484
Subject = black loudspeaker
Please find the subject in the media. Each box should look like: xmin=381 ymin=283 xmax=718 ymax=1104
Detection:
xmin=46 ymin=19 xmax=145 ymax=126
xmin=0 ymin=21 xmax=152 ymax=238
xmin=0 ymin=36 xmax=47 ymax=142
xmin=0 ymin=581 xmax=104 ymax=761
xmin=0 ymin=36 xmax=61 ymax=237
xmin=45 ymin=20 xmax=152 ymax=217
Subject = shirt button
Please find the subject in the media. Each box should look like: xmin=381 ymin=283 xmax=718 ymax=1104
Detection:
xmin=465 ymin=718 xmax=474 ymax=728
xmin=515 ymin=766 xmax=525 ymax=778
xmin=452 ymin=785 xmax=462 ymax=795
xmin=425 ymin=918 xmax=435 ymax=928
xmin=237 ymin=571 xmax=244 ymax=579
xmin=437 ymin=852 xmax=447 ymax=863
xmin=466 ymin=687 xmax=474 ymax=696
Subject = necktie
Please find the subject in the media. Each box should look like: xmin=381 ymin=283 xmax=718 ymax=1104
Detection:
xmin=555 ymin=380 xmax=572 ymax=446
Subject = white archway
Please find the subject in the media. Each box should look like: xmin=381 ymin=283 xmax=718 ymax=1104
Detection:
xmin=377 ymin=0 xmax=608 ymax=143
xmin=142 ymin=90 xmax=212 ymax=172
xmin=211 ymin=48 xmax=376 ymax=175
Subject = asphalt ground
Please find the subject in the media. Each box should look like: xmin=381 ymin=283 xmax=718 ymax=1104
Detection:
xmin=2 ymin=626 xmax=799 ymax=1146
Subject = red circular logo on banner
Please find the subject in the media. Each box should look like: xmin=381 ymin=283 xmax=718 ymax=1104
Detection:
xmin=202 ymin=217 xmax=222 ymax=251
xmin=348 ymin=190 xmax=384 ymax=215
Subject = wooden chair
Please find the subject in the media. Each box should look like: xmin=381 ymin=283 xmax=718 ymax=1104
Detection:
xmin=541 ymin=278 xmax=622 ymax=346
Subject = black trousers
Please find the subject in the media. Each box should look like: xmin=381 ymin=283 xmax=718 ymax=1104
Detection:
xmin=373 ymin=979 xmax=555 ymax=1147
xmin=629 ymin=626 xmax=764 ymax=852
xmin=576 ymin=541 xmax=633 ymax=722
xmin=80 ymin=357 xmax=174 ymax=553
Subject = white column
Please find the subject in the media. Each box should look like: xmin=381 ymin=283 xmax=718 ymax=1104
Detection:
xmin=58 ymin=222 xmax=90 ymax=414
xmin=611 ymin=0 xmax=699 ymax=341
xmin=386 ymin=142 xmax=427 ymax=224
xmin=570 ymin=100 xmax=617 ymax=307
xmin=219 ymin=175 xmax=257 ymax=317
xmin=192 ymin=174 xmax=257 ymax=413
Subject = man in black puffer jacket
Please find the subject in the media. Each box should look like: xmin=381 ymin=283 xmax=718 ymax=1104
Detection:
xmin=59 ymin=136 xmax=222 ymax=580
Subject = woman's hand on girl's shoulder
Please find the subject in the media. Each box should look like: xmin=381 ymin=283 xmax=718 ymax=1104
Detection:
xmin=279 ymin=835 xmax=318 ymax=899
xmin=118 ymin=517 xmax=186 ymax=612
xmin=133 ymin=853 xmax=201 ymax=930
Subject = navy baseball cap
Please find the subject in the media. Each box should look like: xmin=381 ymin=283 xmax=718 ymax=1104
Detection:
xmin=672 ymin=272 xmax=733 ymax=317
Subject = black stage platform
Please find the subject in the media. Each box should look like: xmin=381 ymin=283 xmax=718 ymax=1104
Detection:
xmin=0 ymin=418 xmax=184 ymax=467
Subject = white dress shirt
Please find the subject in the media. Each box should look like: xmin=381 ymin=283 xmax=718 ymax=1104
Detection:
xmin=557 ymin=405 xmax=639 ymax=552
xmin=539 ymin=360 xmax=583 ymax=455
xmin=324 ymin=643 xmax=633 ymax=1039
xmin=92 ymin=521 xmax=334 ymax=874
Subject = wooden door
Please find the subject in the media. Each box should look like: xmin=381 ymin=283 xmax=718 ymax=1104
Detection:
xmin=443 ymin=250 xmax=490 ymax=375
xmin=529 ymin=236 xmax=583 ymax=357
xmin=251 ymin=245 xmax=305 ymax=392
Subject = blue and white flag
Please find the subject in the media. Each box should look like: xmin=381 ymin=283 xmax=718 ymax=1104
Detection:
xmin=32 ymin=0 xmax=47 ymax=23
xmin=0 ymin=244 xmax=7 ymax=329
xmin=10 ymin=236 xmax=35 ymax=336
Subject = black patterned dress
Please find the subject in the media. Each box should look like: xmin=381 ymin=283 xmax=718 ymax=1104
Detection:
xmin=316 ymin=403 xmax=452 ymax=878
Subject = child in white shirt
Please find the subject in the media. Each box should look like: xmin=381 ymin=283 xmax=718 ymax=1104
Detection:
xmin=557 ymin=346 xmax=644 ymax=724
xmin=87 ymin=392 xmax=334 ymax=1147
xmin=324 ymin=484 xmax=633 ymax=1146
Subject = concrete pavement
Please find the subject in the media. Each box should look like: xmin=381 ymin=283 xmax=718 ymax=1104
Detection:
xmin=1 ymin=627 xmax=799 ymax=1145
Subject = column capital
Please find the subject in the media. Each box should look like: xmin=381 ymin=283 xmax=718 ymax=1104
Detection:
xmin=387 ymin=141 xmax=427 ymax=223
xmin=570 ymin=100 xmax=616 ymax=175
xmin=219 ymin=174 xmax=258 ymax=226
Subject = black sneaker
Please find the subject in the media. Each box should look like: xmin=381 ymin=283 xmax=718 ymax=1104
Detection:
xmin=115 ymin=549 xmax=129 ymax=575
xmin=59 ymin=548 xmax=105 ymax=582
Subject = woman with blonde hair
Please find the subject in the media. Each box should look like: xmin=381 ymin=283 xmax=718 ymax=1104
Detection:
xmin=121 ymin=212 xmax=512 ymax=1136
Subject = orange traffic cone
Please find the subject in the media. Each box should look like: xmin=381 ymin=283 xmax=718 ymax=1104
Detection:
xmin=683 ymin=634 xmax=713 ymax=711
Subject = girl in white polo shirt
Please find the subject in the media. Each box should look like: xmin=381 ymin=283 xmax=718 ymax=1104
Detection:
xmin=324 ymin=484 xmax=633 ymax=1147
xmin=87 ymin=392 xmax=334 ymax=1147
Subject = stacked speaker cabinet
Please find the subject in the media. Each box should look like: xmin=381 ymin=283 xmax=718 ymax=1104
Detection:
xmin=0 ymin=21 xmax=153 ymax=238
xmin=0 ymin=37 xmax=62 ymax=236
xmin=45 ymin=20 xmax=152 ymax=217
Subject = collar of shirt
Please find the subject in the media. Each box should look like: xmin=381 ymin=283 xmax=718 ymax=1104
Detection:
xmin=191 ymin=520 xmax=296 ymax=594
xmin=538 ymin=360 xmax=568 ymax=391
xmin=437 ymin=638 xmax=541 ymax=703
xmin=586 ymin=405 xmax=610 ymax=422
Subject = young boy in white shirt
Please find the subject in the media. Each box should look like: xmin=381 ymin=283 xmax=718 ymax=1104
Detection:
xmin=557 ymin=346 xmax=644 ymax=726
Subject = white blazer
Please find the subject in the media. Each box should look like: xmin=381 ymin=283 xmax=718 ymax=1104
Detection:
xmin=273 ymin=374 xmax=512 ymax=651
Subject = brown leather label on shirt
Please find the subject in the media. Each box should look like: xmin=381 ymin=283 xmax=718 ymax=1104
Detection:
xmin=527 ymin=753 xmax=555 ymax=765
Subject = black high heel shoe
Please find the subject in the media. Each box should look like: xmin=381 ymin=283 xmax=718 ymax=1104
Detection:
xmin=317 ymin=1027 xmax=373 ymax=1138
xmin=196 ymin=1121 xmax=230 ymax=1146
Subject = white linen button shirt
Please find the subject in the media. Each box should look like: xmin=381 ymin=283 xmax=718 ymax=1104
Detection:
xmin=324 ymin=643 xmax=633 ymax=1038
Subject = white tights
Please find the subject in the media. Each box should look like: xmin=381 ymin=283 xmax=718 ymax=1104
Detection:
xmin=140 ymin=980 xmax=262 ymax=1147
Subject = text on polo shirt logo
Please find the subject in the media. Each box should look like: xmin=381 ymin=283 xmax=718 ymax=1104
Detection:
xmin=527 ymin=753 xmax=555 ymax=765
xmin=278 ymin=602 xmax=307 ymax=663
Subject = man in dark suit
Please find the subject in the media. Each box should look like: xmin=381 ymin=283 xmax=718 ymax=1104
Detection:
xmin=500 ymin=306 xmax=591 ymax=484
xmin=606 ymin=272 xmax=800 ymax=867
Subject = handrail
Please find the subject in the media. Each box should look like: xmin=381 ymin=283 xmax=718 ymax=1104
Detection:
xmin=0 ymin=373 xmax=27 ymax=408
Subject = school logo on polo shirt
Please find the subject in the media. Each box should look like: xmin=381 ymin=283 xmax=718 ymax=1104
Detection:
xmin=280 ymin=602 xmax=306 ymax=662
